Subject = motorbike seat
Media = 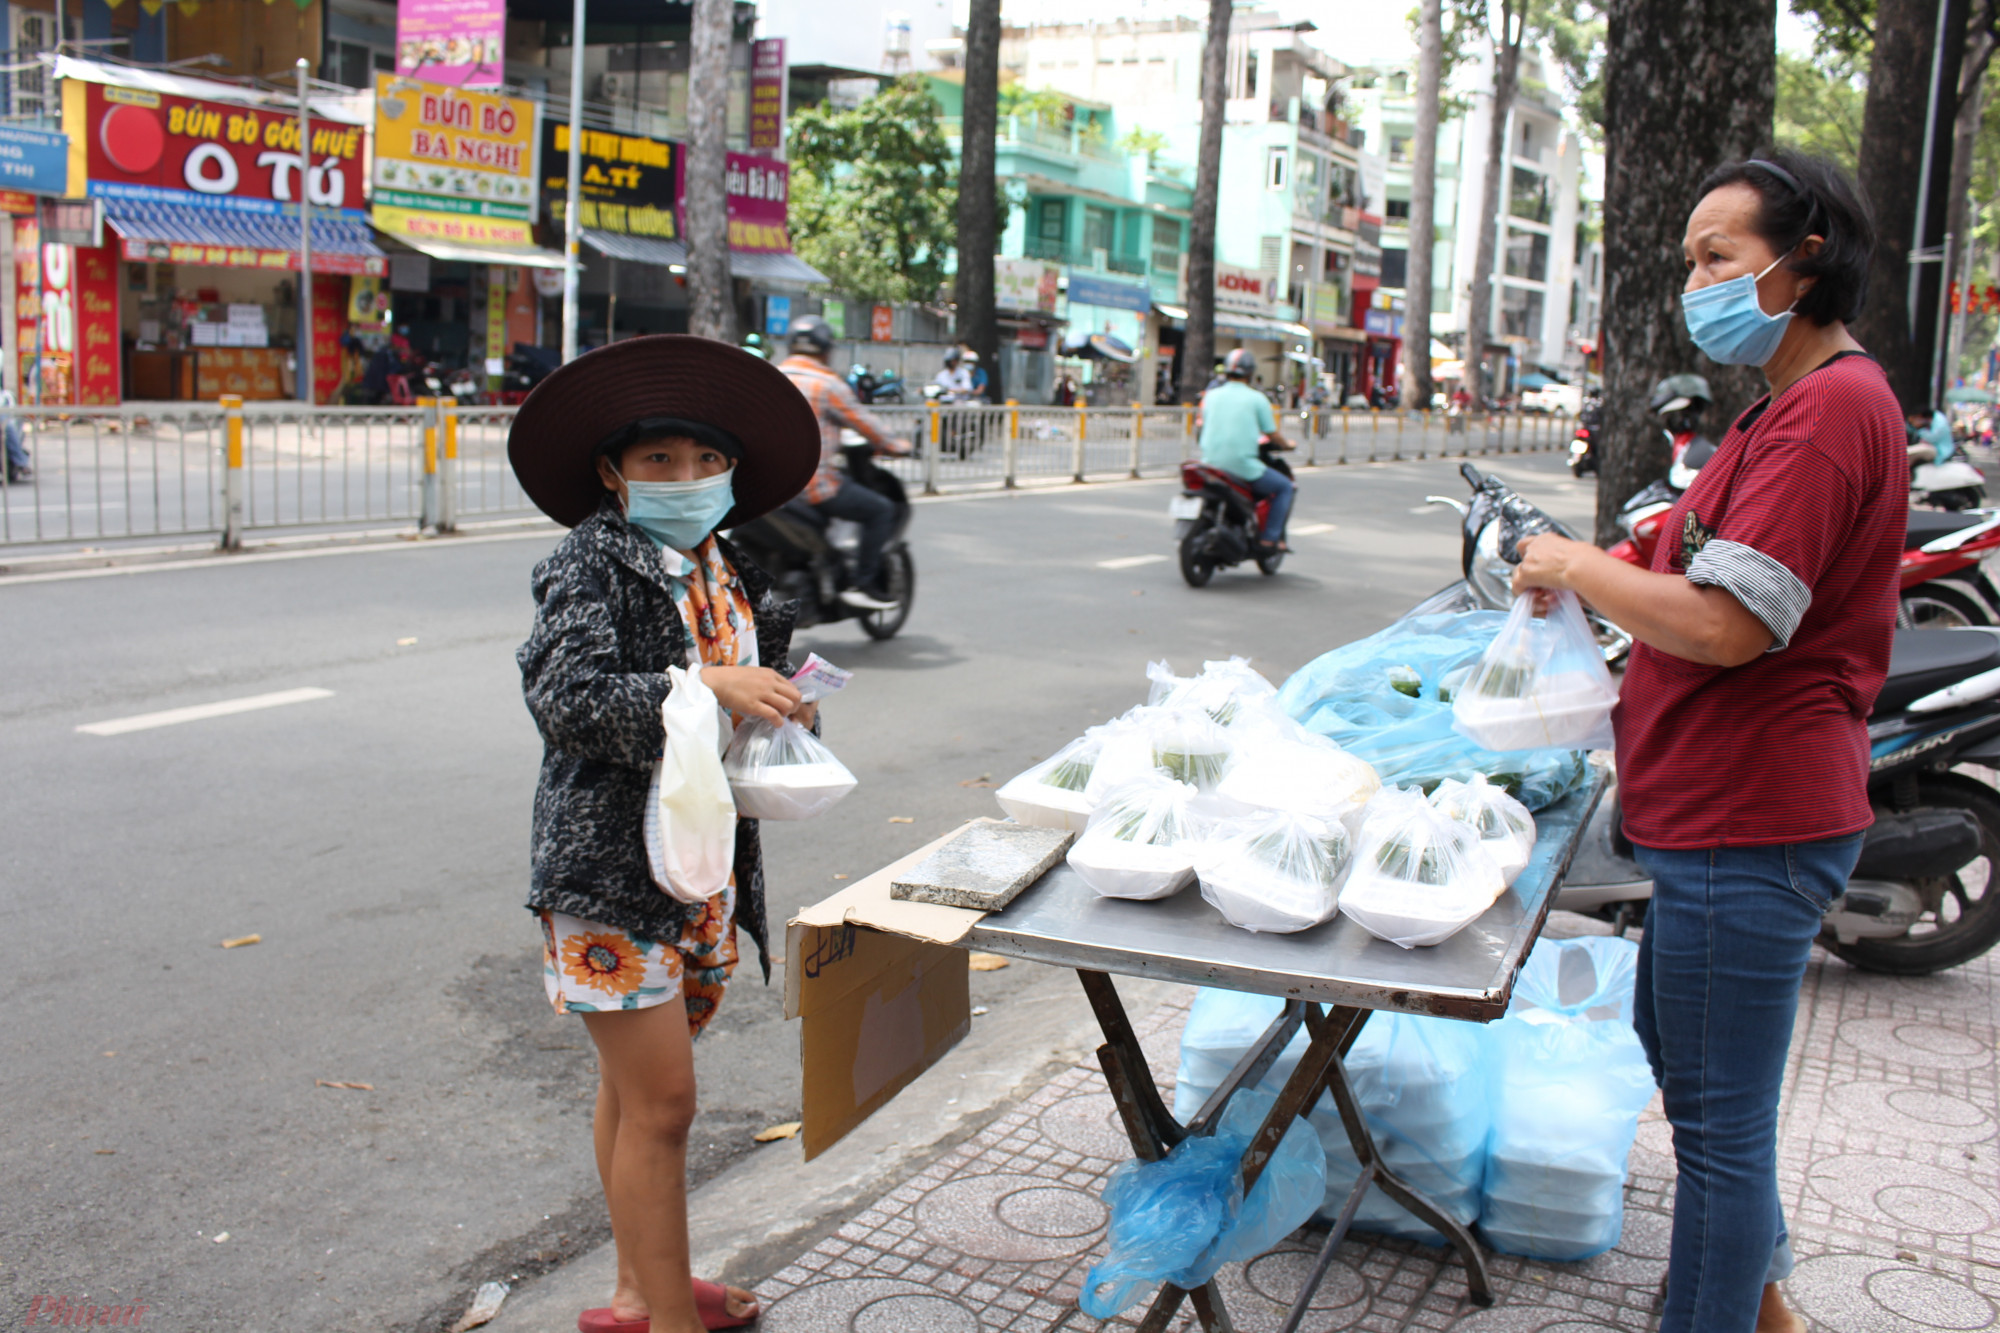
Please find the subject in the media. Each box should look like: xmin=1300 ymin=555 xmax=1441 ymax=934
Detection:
xmin=1872 ymin=628 xmax=2000 ymax=718
xmin=1905 ymin=508 xmax=1986 ymax=551
xmin=778 ymin=495 xmax=828 ymax=529
xmin=1185 ymin=462 xmax=1255 ymax=499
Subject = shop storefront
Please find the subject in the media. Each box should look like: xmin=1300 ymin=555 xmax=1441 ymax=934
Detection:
xmin=994 ymin=257 xmax=1060 ymax=404
xmin=57 ymin=72 xmax=384 ymax=403
xmin=1062 ymin=271 xmax=1148 ymax=404
xmin=369 ymin=73 xmax=560 ymax=376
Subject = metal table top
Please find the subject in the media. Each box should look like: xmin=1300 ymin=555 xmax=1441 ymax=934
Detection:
xmin=964 ymin=768 xmax=1607 ymax=1022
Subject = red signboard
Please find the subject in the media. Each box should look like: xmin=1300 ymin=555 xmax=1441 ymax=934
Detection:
xmin=312 ymin=274 xmax=346 ymax=406
xmin=72 ymin=82 xmax=368 ymax=215
xmin=870 ymin=304 xmax=893 ymax=342
xmin=14 ymin=217 xmax=37 ymax=401
xmin=748 ymin=39 xmax=786 ymax=152
xmin=111 ymin=236 xmax=384 ymax=276
xmin=75 ymin=243 xmax=119 ymax=405
xmin=722 ymin=152 xmax=790 ymax=253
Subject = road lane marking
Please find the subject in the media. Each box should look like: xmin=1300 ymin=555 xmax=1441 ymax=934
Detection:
xmin=78 ymin=687 xmax=334 ymax=736
xmin=1291 ymin=522 xmax=1337 ymax=535
xmin=1097 ymin=554 xmax=1169 ymax=570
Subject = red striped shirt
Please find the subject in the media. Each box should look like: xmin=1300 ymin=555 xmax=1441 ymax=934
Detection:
xmin=1614 ymin=352 xmax=1906 ymax=848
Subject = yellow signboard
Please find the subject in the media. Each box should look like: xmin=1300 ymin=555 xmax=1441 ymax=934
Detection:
xmin=371 ymin=73 xmax=539 ymax=221
xmin=371 ymin=203 xmax=536 ymax=249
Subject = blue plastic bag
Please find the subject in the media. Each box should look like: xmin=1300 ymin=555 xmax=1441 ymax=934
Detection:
xmin=1275 ymin=611 xmax=1590 ymax=811
xmin=1172 ymin=989 xmax=1492 ymax=1246
xmin=1478 ymin=936 xmax=1658 ymax=1262
xmin=1081 ymin=1089 xmax=1325 ymax=1318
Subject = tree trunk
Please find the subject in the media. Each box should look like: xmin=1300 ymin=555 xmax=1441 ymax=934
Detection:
xmin=685 ymin=0 xmax=734 ymax=342
xmin=1852 ymin=0 xmax=1944 ymax=410
xmin=1463 ymin=1 xmax=1523 ymax=409
xmin=1598 ymin=0 xmax=1775 ymax=544
xmin=955 ymin=0 xmax=1001 ymax=401
xmin=1407 ymin=0 xmax=1443 ymax=411
xmin=1179 ymin=0 xmax=1231 ymax=404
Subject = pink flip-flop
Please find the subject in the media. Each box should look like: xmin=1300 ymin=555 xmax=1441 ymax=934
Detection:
xmin=577 ymin=1311 xmax=646 ymax=1333
xmin=577 ymin=1281 xmax=759 ymax=1333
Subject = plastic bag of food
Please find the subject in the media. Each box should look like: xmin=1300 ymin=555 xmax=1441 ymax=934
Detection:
xmin=1453 ymin=591 xmax=1618 ymax=753
xmin=1079 ymin=1090 xmax=1324 ymax=1319
xmin=1195 ymin=808 xmax=1352 ymax=933
xmin=1480 ymin=936 xmax=1656 ymax=1262
xmin=1085 ymin=705 xmax=1236 ymax=802
xmin=1339 ymin=789 xmax=1506 ymax=948
xmin=1429 ymin=774 xmax=1537 ymax=886
xmin=995 ymin=729 xmax=1104 ymax=830
xmin=1067 ymin=774 xmax=1207 ymax=900
xmin=721 ymin=716 xmax=858 ymax=820
xmin=1215 ymin=729 xmax=1381 ymax=826
xmin=1148 ymin=656 xmax=1278 ymax=726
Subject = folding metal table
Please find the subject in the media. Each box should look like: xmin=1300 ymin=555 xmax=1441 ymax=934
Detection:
xmin=960 ymin=770 xmax=1608 ymax=1333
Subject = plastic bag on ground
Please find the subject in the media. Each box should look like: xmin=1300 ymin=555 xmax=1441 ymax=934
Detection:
xmin=1339 ymin=789 xmax=1507 ymax=948
xmin=1080 ymin=1089 xmax=1324 ymax=1319
xmin=1068 ymin=773 xmax=1207 ymax=901
xmin=647 ymin=665 xmax=737 ymax=902
xmin=1429 ymin=774 xmax=1537 ymax=886
xmin=1276 ymin=611 xmax=1591 ymax=812
xmin=996 ymin=729 xmax=1104 ymax=830
xmin=721 ymin=716 xmax=857 ymax=821
xmin=1195 ymin=808 xmax=1352 ymax=933
xmin=1453 ymin=591 xmax=1618 ymax=753
xmin=1479 ymin=936 xmax=1657 ymax=1262
xmin=1215 ymin=731 xmax=1381 ymax=827
xmin=1171 ymin=989 xmax=1492 ymax=1246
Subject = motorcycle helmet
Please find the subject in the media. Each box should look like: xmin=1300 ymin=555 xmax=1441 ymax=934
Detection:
xmin=1647 ymin=373 xmax=1712 ymax=417
xmin=961 ymin=349 xmax=979 ymax=365
xmin=787 ymin=315 xmax=834 ymax=357
xmin=1223 ymin=348 xmax=1257 ymax=380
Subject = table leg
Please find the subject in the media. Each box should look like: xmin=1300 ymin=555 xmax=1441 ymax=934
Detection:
xmin=1080 ymin=970 xmax=1183 ymax=1154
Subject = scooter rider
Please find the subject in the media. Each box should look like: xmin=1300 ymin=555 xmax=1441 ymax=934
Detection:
xmin=778 ymin=315 xmax=913 ymax=610
xmin=1198 ymin=348 xmax=1296 ymax=553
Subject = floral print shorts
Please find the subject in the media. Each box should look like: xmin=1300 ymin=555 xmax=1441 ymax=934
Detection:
xmin=538 ymin=883 xmax=738 ymax=1037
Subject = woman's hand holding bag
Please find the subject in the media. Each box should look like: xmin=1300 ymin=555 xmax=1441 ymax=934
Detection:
xmin=645 ymin=665 xmax=738 ymax=903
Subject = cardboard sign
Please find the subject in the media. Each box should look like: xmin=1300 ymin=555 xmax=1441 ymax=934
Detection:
xmin=371 ymin=73 xmax=539 ymax=221
xmin=68 ymin=81 xmax=367 ymax=215
xmin=395 ymin=0 xmax=505 ymax=90
xmin=786 ymin=828 xmax=986 ymax=1160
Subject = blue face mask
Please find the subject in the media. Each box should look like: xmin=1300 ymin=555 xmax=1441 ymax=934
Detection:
xmin=621 ymin=469 xmax=736 ymax=552
xmin=1680 ymin=253 xmax=1798 ymax=367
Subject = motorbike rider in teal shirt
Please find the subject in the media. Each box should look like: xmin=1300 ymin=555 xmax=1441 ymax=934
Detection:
xmin=1197 ymin=349 xmax=1295 ymax=551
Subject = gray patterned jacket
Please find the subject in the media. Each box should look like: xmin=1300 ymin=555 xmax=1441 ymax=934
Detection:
xmin=517 ymin=495 xmax=797 ymax=976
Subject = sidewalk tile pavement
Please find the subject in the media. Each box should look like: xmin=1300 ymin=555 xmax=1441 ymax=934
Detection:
xmin=750 ymin=928 xmax=2000 ymax=1331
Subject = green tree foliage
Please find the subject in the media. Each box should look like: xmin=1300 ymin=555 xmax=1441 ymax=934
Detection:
xmin=788 ymin=78 xmax=958 ymax=303
xmin=1417 ymin=1 xmax=1605 ymax=134
xmin=1774 ymin=48 xmax=1866 ymax=171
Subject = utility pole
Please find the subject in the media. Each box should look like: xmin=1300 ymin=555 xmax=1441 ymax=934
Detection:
xmin=296 ymin=58 xmax=314 ymax=405
xmin=561 ymin=0 xmax=586 ymax=361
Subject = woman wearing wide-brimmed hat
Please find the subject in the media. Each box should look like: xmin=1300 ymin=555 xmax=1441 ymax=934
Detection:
xmin=511 ymin=335 xmax=821 ymax=1333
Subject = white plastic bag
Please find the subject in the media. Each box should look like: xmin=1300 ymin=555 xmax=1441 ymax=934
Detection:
xmin=1429 ymin=774 xmax=1537 ymax=886
xmin=1451 ymin=590 xmax=1618 ymax=753
xmin=1148 ymin=656 xmax=1278 ymax=726
xmin=1086 ymin=706 xmax=1236 ymax=802
xmin=1339 ymin=788 xmax=1506 ymax=948
xmin=723 ymin=715 xmax=858 ymax=820
xmin=996 ymin=729 xmax=1104 ymax=830
xmin=1067 ymin=773 xmax=1208 ymax=901
xmin=647 ymin=665 xmax=737 ymax=902
xmin=1215 ymin=730 xmax=1381 ymax=826
xmin=1194 ymin=808 xmax=1352 ymax=933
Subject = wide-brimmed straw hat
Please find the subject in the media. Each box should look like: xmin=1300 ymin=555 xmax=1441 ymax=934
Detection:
xmin=507 ymin=334 xmax=819 ymax=529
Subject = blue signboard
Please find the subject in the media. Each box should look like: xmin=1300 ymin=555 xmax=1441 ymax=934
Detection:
xmin=1066 ymin=272 xmax=1151 ymax=314
xmin=0 ymin=126 xmax=70 ymax=197
xmin=765 ymin=294 xmax=791 ymax=336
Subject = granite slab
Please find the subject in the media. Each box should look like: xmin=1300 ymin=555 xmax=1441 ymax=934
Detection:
xmin=890 ymin=822 xmax=1078 ymax=911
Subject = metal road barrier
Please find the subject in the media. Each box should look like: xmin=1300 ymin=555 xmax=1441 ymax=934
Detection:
xmin=0 ymin=399 xmax=1576 ymax=550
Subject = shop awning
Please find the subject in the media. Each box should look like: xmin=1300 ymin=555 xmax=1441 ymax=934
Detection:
xmin=578 ymin=230 xmax=829 ymax=285
xmin=1215 ymin=314 xmax=1312 ymax=342
xmin=106 ymin=203 xmax=388 ymax=276
xmin=728 ymin=250 xmax=829 ymax=285
xmin=391 ymin=233 xmax=568 ymax=270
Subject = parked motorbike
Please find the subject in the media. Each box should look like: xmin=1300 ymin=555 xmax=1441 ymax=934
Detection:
xmin=1171 ymin=440 xmax=1296 ymax=586
xmin=1409 ymin=468 xmax=2000 ymax=974
xmin=846 ymin=364 xmax=907 ymax=405
xmin=727 ymin=435 xmax=915 ymax=640
xmin=1913 ymin=454 xmax=1989 ymax=511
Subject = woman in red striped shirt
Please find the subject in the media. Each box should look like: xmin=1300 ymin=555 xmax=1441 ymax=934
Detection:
xmin=1511 ymin=151 xmax=1906 ymax=1333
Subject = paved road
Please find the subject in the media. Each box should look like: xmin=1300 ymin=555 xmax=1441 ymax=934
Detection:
xmin=0 ymin=451 xmax=1592 ymax=1331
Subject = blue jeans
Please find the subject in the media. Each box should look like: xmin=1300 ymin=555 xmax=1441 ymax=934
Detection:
xmin=1246 ymin=468 xmax=1293 ymax=542
xmin=1632 ymin=834 xmax=1862 ymax=1333
xmin=813 ymin=476 xmax=895 ymax=592
xmin=4 ymin=420 xmax=25 ymax=473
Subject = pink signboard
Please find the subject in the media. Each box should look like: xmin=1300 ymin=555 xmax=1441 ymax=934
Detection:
xmin=395 ymin=0 xmax=506 ymax=90
xmin=748 ymin=38 xmax=786 ymax=152
xmin=724 ymin=152 xmax=790 ymax=253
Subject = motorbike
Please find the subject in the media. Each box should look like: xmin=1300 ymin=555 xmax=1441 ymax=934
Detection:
xmin=846 ymin=363 xmax=907 ymax=405
xmin=1913 ymin=452 xmax=1989 ymax=511
xmin=727 ymin=434 xmax=916 ymax=640
xmin=1410 ymin=467 xmax=2000 ymax=974
xmin=1171 ymin=440 xmax=1296 ymax=586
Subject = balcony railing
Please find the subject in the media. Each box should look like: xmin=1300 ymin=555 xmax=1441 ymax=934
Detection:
xmin=944 ymin=115 xmax=1127 ymax=163
xmin=1022 ymin=237 xmax=1148 ymax=275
